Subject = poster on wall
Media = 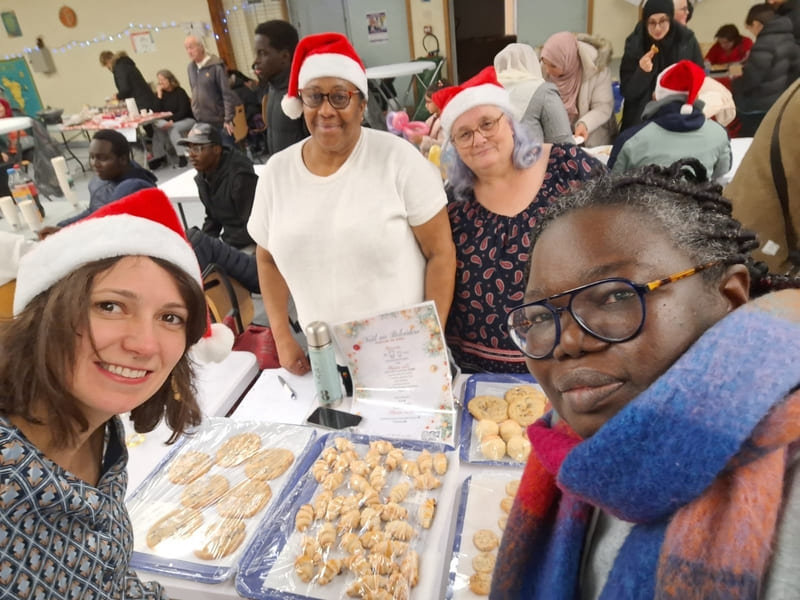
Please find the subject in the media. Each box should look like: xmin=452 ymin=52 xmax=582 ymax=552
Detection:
xmin=0 ymin=59 xmax=44 ymax=116
xmin=367 ymin=11 xmax=388 ymax=43
xmin=130 ymin=31 xmax=156 ymax=54
xmin=1 ymin=11 xmax=22 ymax=37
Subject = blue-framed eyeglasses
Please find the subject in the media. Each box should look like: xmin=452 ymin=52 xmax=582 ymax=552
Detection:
xmin=506 ymin=262 xmax=720 ymax=359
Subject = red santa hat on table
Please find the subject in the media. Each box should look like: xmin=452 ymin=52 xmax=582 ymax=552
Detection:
xmin=654 ymin=60 xmax=706 ymax=115
xmin=281 ymin=32 xmax=368 ymax=120
xmin=14 ymin=188 xmax=233 ymax=363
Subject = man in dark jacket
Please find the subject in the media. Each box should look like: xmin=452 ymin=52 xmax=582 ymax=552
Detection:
xmin=252 ymin=20 xmax=308 ymax=155
xmin=768 ymin=0 xmax=800 ymax=42
xmin=732 ymin=3 xmax=800 ymax=135
xmin=177 ymin=123 xmax=258 ymax=248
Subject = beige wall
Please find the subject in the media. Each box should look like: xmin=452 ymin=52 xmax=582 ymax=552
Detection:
xmin=407 ymin=0 xmax=449 ymax=78
xmin=592 ymin=0 xmax=757 ymax=58
xmin=0 ymin=0 xmax=213 ymax=114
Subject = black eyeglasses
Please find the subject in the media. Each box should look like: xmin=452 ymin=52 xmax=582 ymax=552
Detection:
xmin=298 ymin=89 xmax=360 ymax=110
xmin=451 ymin=114 xmax=504 ymax=148
xmin=506 ymin=262 xmax=720 ymax=359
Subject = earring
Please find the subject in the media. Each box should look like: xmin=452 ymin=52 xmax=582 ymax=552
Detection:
xmin=171 ymin=376 xmax=182 ymax=403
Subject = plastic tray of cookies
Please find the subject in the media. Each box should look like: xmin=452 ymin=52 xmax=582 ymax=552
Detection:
xmin=235 ymin=432 xmax=460 ymax=600
xmin=459 ymin=373 xmax=548 ymax=466
xmin=446 ymin=471 xmax=522 ymax=598
xmin=127 ymin=418 xmax=320 ymax=584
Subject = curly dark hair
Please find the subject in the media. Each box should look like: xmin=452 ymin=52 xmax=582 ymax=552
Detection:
xmin=527 ymin=158 xmax=800 ymax=296
xmin=0 ymin=256 xmax=206 ymax=447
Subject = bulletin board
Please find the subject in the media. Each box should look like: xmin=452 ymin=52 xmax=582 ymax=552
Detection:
xmin=0 ymin=58 xmax=43 ymax=115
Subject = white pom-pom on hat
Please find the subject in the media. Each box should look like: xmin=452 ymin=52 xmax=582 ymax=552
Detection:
xmin=654 ymin=60 xmax=707 ymax=115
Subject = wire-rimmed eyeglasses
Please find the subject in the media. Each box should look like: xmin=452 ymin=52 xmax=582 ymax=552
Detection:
xmin=451 ymin=114 xmax=504 ymax=148
xmin=298 ymin=89 xmax=361 ymax=110
xmin=506 ymin=262 xmax=721 ymax=360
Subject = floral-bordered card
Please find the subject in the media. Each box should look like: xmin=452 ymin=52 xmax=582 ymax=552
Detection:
xmin=332 ymin=301 xmax=456 ymax=446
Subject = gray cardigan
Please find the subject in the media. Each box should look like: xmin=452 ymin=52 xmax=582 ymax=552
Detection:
xmin=520 ymin=82 xmax=574 ymax=144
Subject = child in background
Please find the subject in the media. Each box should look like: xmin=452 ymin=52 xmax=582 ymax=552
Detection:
xmin=417 ymin=79 xmax=449 ymax=158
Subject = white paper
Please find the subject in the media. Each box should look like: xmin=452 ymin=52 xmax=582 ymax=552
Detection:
xmin=0 ymin=195 xmax=21 ymax=230
xmin=17 ymin=200 xmax=41 ymax=232
xmin=332 ymin=301 xmax=456 ymax=446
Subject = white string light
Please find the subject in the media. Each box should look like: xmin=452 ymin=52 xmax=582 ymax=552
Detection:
xmin=3 ymin=2 xmax=263 ymax=60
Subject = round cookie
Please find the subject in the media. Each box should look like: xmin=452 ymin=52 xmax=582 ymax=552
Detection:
xmin=468 ymin=395 xmax=508 ymax=422
xmin=473 ymin=528 xmax=499 ymax=552
xmin=500 ymin=495 xmax=514 ymax=514
xmin=506 ymin=387 xmax=548 ymax=426
xmin=469 ymin=571 xmax=492 ymax=596
xmin=194 ymin=517 xmax=247 ymax=560
xmin=215 ymin=432 xmax=262 ymax=467
xmin=217 ymin=479 xmax=273 ymax=518
xmin=146 ymin=507 xmax=204 ymax=549
xmin=505 ymin=479 xmax=520 ymax=497
xmin=472 ymin=551 xmax=497 ymax=574
xmin=506 ymin=435 xmax=532 ymax=462
xmin=480 ymin=435 xmax=506 ymax=461
xmin=244 ymin=447 xmax=295 ymax=481
xmin=180 ymin=474 xmax=230 ymax=509
xmin=498 ymin=419 xmax=523 ymax=442
xmin=498 ymin=515 xmax=507 ymax=531
xmin=474 ymin=419 xmax=499 ymax=441
xmin=167 ymin=451 xmax=213 ymax=485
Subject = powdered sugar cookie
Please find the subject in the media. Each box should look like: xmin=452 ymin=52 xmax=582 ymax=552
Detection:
xmin=468 ymin=395 xmax=508 ymax=422
xmin=475 ymin=419 xmax=500 ymax=441
xmin=506 ymin=435 xmax=532 ymax=462
xmin=480 ymin=435 xmax=506 ymax=460
xmin=498 ymin=419 xmax=523 ymax=442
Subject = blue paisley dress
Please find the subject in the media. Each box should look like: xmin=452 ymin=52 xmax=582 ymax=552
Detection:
xmin=445 ymin=144 xmax=603 ymax=373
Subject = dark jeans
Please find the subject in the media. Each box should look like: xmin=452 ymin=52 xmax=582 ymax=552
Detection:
xmin=188 ymin=227 xmax=260 ymax=293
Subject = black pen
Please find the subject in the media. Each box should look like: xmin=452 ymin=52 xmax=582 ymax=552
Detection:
xmin=276 ymin=375 xmax=297 ymax=400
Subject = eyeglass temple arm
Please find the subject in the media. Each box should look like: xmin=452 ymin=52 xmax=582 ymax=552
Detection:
xmin=644 ymin=261 xmax=720 ymax=292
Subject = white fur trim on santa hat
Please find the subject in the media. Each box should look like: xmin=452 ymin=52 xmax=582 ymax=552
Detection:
xmin=190 ymin=322 xmax=235 ymax=364
xmin=281 ymin=94 xmax=304 ymax=120
xmin=298 ymin=53 xmax=369 ymax=97
xmin=439 ymin=84 xmax=513 ymax=138
xmin=14 ymin=214 xmax=200 ymax=315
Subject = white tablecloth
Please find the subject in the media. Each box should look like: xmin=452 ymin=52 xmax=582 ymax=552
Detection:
xmin=0 ymin=116 xmax=33 ymax=135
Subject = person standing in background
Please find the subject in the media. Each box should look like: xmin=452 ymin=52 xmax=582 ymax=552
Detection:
xmin=673 ymin=0 xmax=692 ymax=26
xmin=252 ymin=20 xmax=308 ymax=155
xmin=767 ymin=0 xmax=800 ymax=42
xmin=151 ymin=69 xmax=195 ymax=169
xmin=99 ymin=50 xmax=157 ymax=112
xmin=183 ymin=35 xmax=239 ymax=147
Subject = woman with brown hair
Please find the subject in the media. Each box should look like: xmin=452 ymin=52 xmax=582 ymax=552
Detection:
xmin=99 ymin=50 xmax=157 ymax=113
xmin=0 ymin=189 xmax=231 ymax=598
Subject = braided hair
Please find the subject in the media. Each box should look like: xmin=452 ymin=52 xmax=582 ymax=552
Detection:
xmin=530 ymin=158 xmax=800 ymax=297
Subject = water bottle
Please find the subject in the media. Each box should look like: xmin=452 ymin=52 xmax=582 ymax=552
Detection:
xmin=305 ymin=321 xmax=343 ymax=407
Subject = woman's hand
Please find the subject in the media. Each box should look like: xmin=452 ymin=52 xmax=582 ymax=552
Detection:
xmin=639 ymin=47 xmax=657 ymax=73
xmin=277 ymin=335 xmax=311 ymax=376
xmin=574 ymin=122 xmax=588 ymax=140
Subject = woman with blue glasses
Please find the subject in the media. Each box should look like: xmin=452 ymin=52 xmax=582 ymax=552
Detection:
xmin=493 ymin=158 xmax=800 ymax=599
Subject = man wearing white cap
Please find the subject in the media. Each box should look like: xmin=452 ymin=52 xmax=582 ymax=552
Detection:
xmin=247 ymin=32 xmax=455 ymax=376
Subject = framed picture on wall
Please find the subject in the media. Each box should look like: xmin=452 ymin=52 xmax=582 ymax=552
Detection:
xmin=1 ymin=11 xmax=22 ymax=37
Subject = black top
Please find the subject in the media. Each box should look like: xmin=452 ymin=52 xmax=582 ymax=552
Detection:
xmin=112 ymin=55 xmax=157 ymax=111
xmin=155 ymin=86 xmax=194 ymax=121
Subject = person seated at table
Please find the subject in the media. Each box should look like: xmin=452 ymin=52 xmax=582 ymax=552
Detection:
xmin=619 ymin=0 xmax=704 ymax=132
xmin=705 ymin=24 xmax=753 ymax=66
xmin=726 ymin=79 xmax=800 ymax=274
xmin=178 ymin=122 xmax=258 ymax=249
xmin=99 ymin=50 xmax=157 ymax=113
xmin=493 ymin=158 xmax=800 ymax=599
xmin=432 ymin=66 xmax=603 ymax=374
xmin=609 ymin=60 xmax=731 ymax=179
xmin=494 ymin=43 xmax=575 ymax=145
xmin=540 ymin=32 xmax=617 ymax=147
xmin=730 ymin=3 xmax=800 ymax=137
xmin=188 ymin=227 xmax=260 ymax=293
xmin=408 ymin=79 xmax=449 ymax=159
xmin=247 ymin=32 xmax=455 ymax=376
xmin=1 ymin=189 xmax=232 ymax=599
xmin=252 ymin=20 xmax=309 ymax=156
xmin=151 ymin=69 xmax=195 ymax=169
xmin=39 ymin=129 xmax=157 ymax=234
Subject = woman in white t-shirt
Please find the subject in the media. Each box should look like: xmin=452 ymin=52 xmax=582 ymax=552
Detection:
xmin=247 ymin=33 xmax=455 ymax=376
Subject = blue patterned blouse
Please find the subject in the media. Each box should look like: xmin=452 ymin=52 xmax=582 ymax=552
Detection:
xmin=445 ymin=144 xmax=604 ymax=373
xmin=0 ymin=415 xmax=166 ymax=599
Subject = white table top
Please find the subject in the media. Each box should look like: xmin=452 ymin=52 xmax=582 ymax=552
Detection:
xmin=0 ymin=116 xmax=33 ymax=136
xmin=158 ymin=163 xmax=267 ymax=203
xmin=365 ymin=60 xmax=436 ymax=80
xmin=717 ymin=136 xmax=752 ymax=186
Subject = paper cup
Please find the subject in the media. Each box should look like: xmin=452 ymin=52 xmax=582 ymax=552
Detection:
xmin=125 ymin=97 xmax=140 ymax=118
xmin=0 ymin=195 xmax=21 ymax=230
xmin=50 ymin=156 xmax=78 ymax=206
xmin=18 ymin=200 xmax=42 ymax=232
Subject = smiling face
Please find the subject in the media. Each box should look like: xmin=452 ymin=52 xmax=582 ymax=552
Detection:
xmin=70 ymin=256 xmax=188 ymax=427
xmin=253 ymin=34 xmax=290 ymax=84
xmin=451 ymin=105 xmax=513 ymax=175
xmin=525 ymin=206 xmax=734 ymax=438
xmin=302 ymin=77 xmax=366 ymax=156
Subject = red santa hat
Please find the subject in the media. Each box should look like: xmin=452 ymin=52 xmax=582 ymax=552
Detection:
xmin=654 ymin=60 xmax=706 ymax=115
xmin=281 ymin=32 xmax=368 ymax=120
xmin=14 ymin=188 xmax=233 ymax=363
xmin=432 ymin=66 xmax=513 ymax=139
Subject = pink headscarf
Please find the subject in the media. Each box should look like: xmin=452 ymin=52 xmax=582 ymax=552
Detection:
xmin=541 ymin=32 xmax=582 ymax=123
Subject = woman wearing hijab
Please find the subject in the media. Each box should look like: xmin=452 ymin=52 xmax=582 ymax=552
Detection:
xmin=494 ymin=43 xmax=574 ymax=144
xmin=541 ymin=32 xmax=617 ymax=147
xmin=619 ymin=0 xmax=703 ymax=131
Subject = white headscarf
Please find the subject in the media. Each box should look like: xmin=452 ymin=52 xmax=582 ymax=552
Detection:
xmin=494 ymin=43 xmax=546 ymax=121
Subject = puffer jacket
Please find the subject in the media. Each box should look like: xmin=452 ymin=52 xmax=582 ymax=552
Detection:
xmin=574 ymin=34 xmax=617 ymax=147
xmin=733 ymin=16 xmax=800 ymax=114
